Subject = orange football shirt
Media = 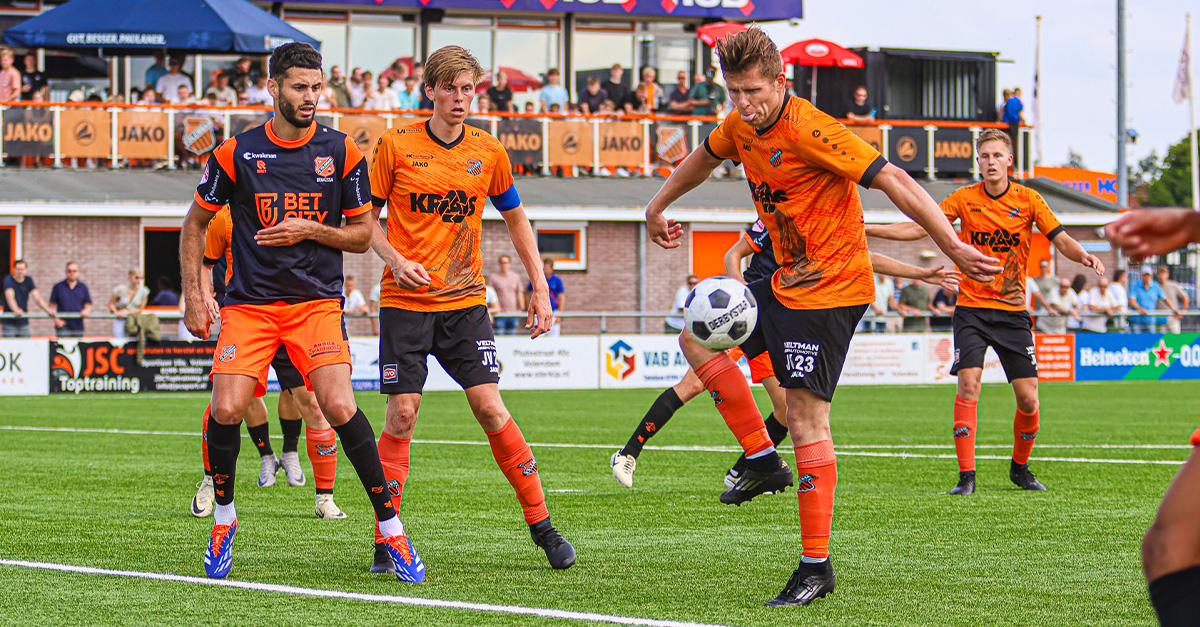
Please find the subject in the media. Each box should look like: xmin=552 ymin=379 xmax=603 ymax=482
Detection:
xmin=370 ymin=121 xmax=515 ymax=312
xmin=705 ymin=95 xmax=885 ymax=309
xmin=940 ymin=181 xmax=1063 ymax=311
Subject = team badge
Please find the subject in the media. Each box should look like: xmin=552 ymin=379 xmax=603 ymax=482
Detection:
xmin=382 ymin=363 xmax=398 ymax=384
xmin=183 ymin=117 xmax=216 ymax=155
xmin=467 ymin=159 xmax=482 ymax=176
xmin=769 ymin=148 xmax=783 ymax=167
xmin=655 ymin=126 xmax=687 ymax=163
xmin=218 ymin=345 xmax=237 ymax=363
xmin=314 ymin=155 xmax=335 ymax=177
xmin=796 ymin=473 xmax=818 ymax=492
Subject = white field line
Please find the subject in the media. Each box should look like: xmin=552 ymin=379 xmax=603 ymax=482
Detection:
xmin=0 ymin=425 xmax=1188 ymax=464
xmin=0 ymin=559 xmax=735 ymax=627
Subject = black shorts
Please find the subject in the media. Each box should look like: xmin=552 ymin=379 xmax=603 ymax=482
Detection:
xmin=270 ymin=344 xmax=305 ymax=390
xmin=738 ymin=278 xmax=866 ymax=402
xmin=1149 ymin=564 xmax=1200 ymax=627
xmin=950 ymin=306 xmax=1037 ymax=381
xmin=378 ymin=305 xmax=500 ymax=394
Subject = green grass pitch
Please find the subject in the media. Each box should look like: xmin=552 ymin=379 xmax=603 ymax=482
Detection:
xmin=0 ymin=381 xmax=1193 ymax=626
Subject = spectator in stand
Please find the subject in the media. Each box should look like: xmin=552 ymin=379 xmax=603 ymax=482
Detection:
xmin=539 ymin=68 xmax=569 ymax=113
xmin=380 ymin=58 xmax=409 ymax=85
xmin=329 ymin=66 xmax=351 ymax=109
xmin=108 ymin=269 xmax=149 ymax=339
xmin=369 ymin=281 xmax=381 ymax=336
xmin=20 ymin=53 xmax=45 ymax=101
xmin=601 ymin=64 xmax=629 ymax=111
xmin=317 ymin=72 xmax=337 ymax=110
xmin=152 ymin=276 xmax=179 ymax=307
xmin=666 ymin=71 xmax=693 ymax=115
xmin=930 ymin=284 xmax=957 ymax=331
xmin=228 ymin=56 xmax=259 ymax=92
xmin=363 ymin=75 xmax=398 ymax=110
xmin=687 ymin=67 xmax=727 ymax=117
xmin=0 ymin=48 xmax=21 ymax=102
xmin=397 ymin=75 xmax=422 ymax=111
xmin=3 ymin=260 xmax=54 ymax=338
xmin=846 ymin=86 xmax=875 ymax=122
xmin=490 ymin=255 xmax=525 ymax=336
xmin=487 ymin=70 xmax=515 ymax=113
xmin=1129 ymin=266 xmax=1174 ymax=333
xmin=342 ymin=275 xmax=368 ymax=314
xmin=411 ymin=62 xmax=425 ymax=84
xmin=205 ymin=71 xmax=237 ymax=107
xmin=785 ymin=78 xmax=797 ymax=97
xmin=145 ymin=51 xmax=167 ymax=91
xmin=527 ymin=258 xmax=564 ymax=336
xmin=415 ymin=63 xmax=434 ymax=110
xmin=347 ymin=67 xmax=366 ymax=108
xmin=130 ymin=88 xmax=143 ymax=103
xmin=138 ymin=88 xmax=160 ymax=105
xmin=235 ymin=91 xmax=250 ymax=107
xmin=623 ymin=83 xmax=651 ymax=115
xmin=1085 ymin=276 xmax=1121 ymax=333
xmin=1026 ymin=269 xmax=1046 ymax=316
xmin=548 ymin=102 xmax=562 ymax=114
xmin=1068 ymin=274 xmax=1088 ymax=332
xmin=1001 ymin=87 xmax=1025 ymax=150
xmin=638 ymin=65 xmax=665 ymax=112
xmin=597 ymin=99 xmax=618 ymax=117
xmin=1034 ymin=259 xmax=1057 ymax=297
xmin=997 ymin=88 xmax=1012 ymax=122
xmin=579 ymin=76 xmax=609 ymax=115
xmin=1157 ymin=267 xmax=1189 ymax=334
xmin=156 ymin=56 xmax=191 ymax=104
xmin=895 ymin=278 xmax=930 ymax=332
xmin=1039 ymin=277 xmax=1081 ymax=334
xmin=1111 ymin=268 xmax=1130 ymax=331
xmin=868 ymin=272 xmax=898 ymax=332
xmin=176 ymin=84 xmax=196 ymax=106
xmin=485 ymin=276 xmax=501 ymax=325
xmin=474 ymin=93 xmax=492 ymax=114
xmin=523 ymin=101 xmax=536 ymax=114
xmin=48 ymin=261 xmax=91 ymax=338
xmin=665 ymin=274 xmax=699 ymax=333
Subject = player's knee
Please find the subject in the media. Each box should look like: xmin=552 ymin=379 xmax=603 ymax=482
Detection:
xmin=1017 ymin=396 xmax=1039 ymax=414
xmin=385 ymin=401 xmax=419 ymax=433
xmin=474 ymin=399 xmax=510 ymax=432
xmin=318 ymin=396 xmax=357 ymax=426
xmin=676 ymin=376 xmax=705 ymax=401
xmin=211 ymin=397 xmax=249 ymax=425
xmin=957 ymin=379 xmax=981 ymax=400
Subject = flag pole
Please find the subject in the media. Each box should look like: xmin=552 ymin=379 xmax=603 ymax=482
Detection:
xmin=1117 ymin=0 xmax=1129 ymax=208
xmin=1189 ymin=13 xmax=1199 ymax=210
xmin=1034 ymin=15 xmax=1043 ymax=167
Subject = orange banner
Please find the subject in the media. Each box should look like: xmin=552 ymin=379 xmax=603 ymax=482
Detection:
xmin=1035 ymin=334 xmax=1075 ymax=382
xmin=546 ymin=121 xmax=594 ymax=167
xmin=117 ymin=110 xmax=169 ymax=159
xmin=598 ymin=121 xmax=643 ymax=168
xmin=848 ymin=126 xmax=882 ymax=154
xmin=340 ymin=115 xmax=388 ymax=166
xmin=60 ymin=109 xmax=111 ymax=158
xmin=1032 ymin=166 xmax=1118 ymax=204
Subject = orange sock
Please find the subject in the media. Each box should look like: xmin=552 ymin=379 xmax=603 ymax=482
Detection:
xmin=305 ymin=426 xmax=338 ymax=491
xmin=794 ymin=440 xmax=838 ymax=560
xmin=953 ymin=396 xmax=978 ymax=473
xmin=1013 ymin=408 xmax=1039 ymax=465
xmin=486 ymin=418 xmax=548 ymax=525
xmin=201 ymin=404 xmax=211 ymax=474
xmin=373 ymin=431 xmax=410 ymax=543
xmin=694 ymin=354 xmax=773 ymax=458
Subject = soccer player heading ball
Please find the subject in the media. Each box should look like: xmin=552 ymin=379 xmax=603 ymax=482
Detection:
xmin=181 ymin=42 xmax=423 ymax=582
xmin=868 ymin=129 xmax=1103 ymax=496
xmin=365 ymin=45 xmax=575 ymax=573
xmin=644 ymin=27 xmax=1000 ymax=607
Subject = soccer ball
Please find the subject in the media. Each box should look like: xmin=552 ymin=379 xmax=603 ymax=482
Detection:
xmin=683 ymin=277 xmax=758 ymax=350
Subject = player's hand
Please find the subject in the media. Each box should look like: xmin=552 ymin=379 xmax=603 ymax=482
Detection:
xmin=1081 ymin=253 xmax=1105 ymax=276
xmin=388 ymin=259 xmax=431 ymax=290
xmin=183 ymin=296 xmax=213 ymax=339
xmin=526 ymin=289 xmax=554 ymax=339
xmin=1107 ymin=209 xmax=1200 ymax=261
xmin=203 ymin=293 xmax=220 ymax=322
xmin=916 ymin=264 xmax=961 ymax=293
xmin=647 ymin=212 xmax=683 ymax=250
xmin=255 ymin=218 xmax=316 ymax=247
xmin=947 ymin=242 xmax=1002 ymax=283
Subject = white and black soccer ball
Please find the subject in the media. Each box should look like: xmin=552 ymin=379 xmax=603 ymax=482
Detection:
xmin=683 ymin=277 xmax=758 ymax=350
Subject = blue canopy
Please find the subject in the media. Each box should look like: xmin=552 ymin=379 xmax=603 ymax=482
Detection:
xmin=3 ymin=0 xmax=320 ymax=54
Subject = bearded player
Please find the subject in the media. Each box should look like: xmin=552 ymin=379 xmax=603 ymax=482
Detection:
xmin=867 ymin=129 xmax=1102 ymax=495
xmin=180 ymin=43 xmax=422 ymax=582
xmin=366 ymin=45 xmax=574 ymax=574
xmin=644 ymin=28 xmax=999 ymax=606
xmin=1106 ymin=208 xmax=1200 ymax=627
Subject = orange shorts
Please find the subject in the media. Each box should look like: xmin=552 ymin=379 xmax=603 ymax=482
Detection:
xmin=1191 ymin=427 xmax=1200 ymax=447
xmin=725 ymin=346 xmax=775 ymax=384
xmin=211 ymin=299 xmax=350 ymax=396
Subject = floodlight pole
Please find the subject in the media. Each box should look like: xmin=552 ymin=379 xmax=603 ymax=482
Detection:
xmin=1117 ymin=0 xmax=1128 ymax=208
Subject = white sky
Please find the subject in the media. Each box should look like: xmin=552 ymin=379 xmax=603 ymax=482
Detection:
xmin=759 ymin=0 xmax=1193 ymax=173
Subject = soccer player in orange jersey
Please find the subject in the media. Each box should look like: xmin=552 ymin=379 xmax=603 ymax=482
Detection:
xmin=1106 ymin=209 xmax=1200 ymax=626
xmin=180 ymin=43 xmax=422 ymax=582
xmin=644 ymin=28 xmax=1000 ymax=606
xmin=867 ymin=129 xmax=1103 ymax=496
xmin=365 ymin=45 xmax=575 ymax=574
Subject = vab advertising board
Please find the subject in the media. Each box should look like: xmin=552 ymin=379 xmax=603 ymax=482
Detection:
xmin=0 ymin=339 xmax=49 ymax=396
xmin=50 ymin=340 xmax=215 ymax=394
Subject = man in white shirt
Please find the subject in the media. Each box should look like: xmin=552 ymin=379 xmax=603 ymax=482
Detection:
xmin=869 ymin=273 xmax=898 ymax=332
xmin=244 ymin=74 xmax=272 ymax=105
xmin=342 ymin=275 xmax=368 ymax=314
xmin=665 ymin=274 xmax=698 ymax=333
xmin=1038 ymin=278 xmax=1080 ymax=334
xmin=1158 ymin=267 xmax=1190 ymax=334
xmin=1085 ymin=276 xmax=1121 ymax=333
xmin=1110 ymin=269 xmax=1129 ymax=331
xmin=369 ymin=282 xmax=382 ymax=337
xmin=155 ymin=56 xmax=192 ymax=104
xmin=204 ymin=72 xmax=237 ymax=107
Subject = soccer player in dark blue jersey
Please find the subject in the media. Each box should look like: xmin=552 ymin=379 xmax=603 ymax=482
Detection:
xmin=179 ymin=43 xmax=423 ymax=583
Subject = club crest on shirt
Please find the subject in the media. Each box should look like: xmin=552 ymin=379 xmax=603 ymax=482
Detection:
xmin=218 ymin=344 xmax=236 ymax=363
xmin=314 ymin=155 xmax=335 ymax=177
xmin=467 ymin=159 xmax=482 ymax=176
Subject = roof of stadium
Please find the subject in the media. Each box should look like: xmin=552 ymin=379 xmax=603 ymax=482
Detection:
xmin=0 ymin=170 xmax=1119 ymax=223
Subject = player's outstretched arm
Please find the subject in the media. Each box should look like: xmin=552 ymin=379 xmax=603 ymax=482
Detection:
xmin=723 ymin=237 xmax=755 ymax=283
xmin=1050 ymin=231 xmax=1105 ymax=276
xmin=865 ymin=222 xmax=928 ymax=241
xmin=1107 ymin=209 xmax=1200 ymax=261
xmin=871 ymin=163 xmax=1001 ymax=282
xmin=255 ymin=212 xmax=372 ymax=253
xmin=870 ymin=253 xmax=960 ymax=292
xmin=369 ymin=207 xmax=430 ymax=290
xmin=180 ymin=201 xmax=218 ymax=339
xmin=500 ymin=204 xmax=554 ymax=338
xmin=645 ymin=148 xmax=723 ymax=249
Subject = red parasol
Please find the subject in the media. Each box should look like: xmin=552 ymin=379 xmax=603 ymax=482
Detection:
xmin=697 ymin=22 xmax=747 ymax=47
xmin=477 ymin=67 xmax=544 ymax=93
xmin=779 ymin=39 xmax=864 ymax=102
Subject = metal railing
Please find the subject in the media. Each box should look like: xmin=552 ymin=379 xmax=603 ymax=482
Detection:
xmin=0 ymin=100 xmax=1033 ymax=179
